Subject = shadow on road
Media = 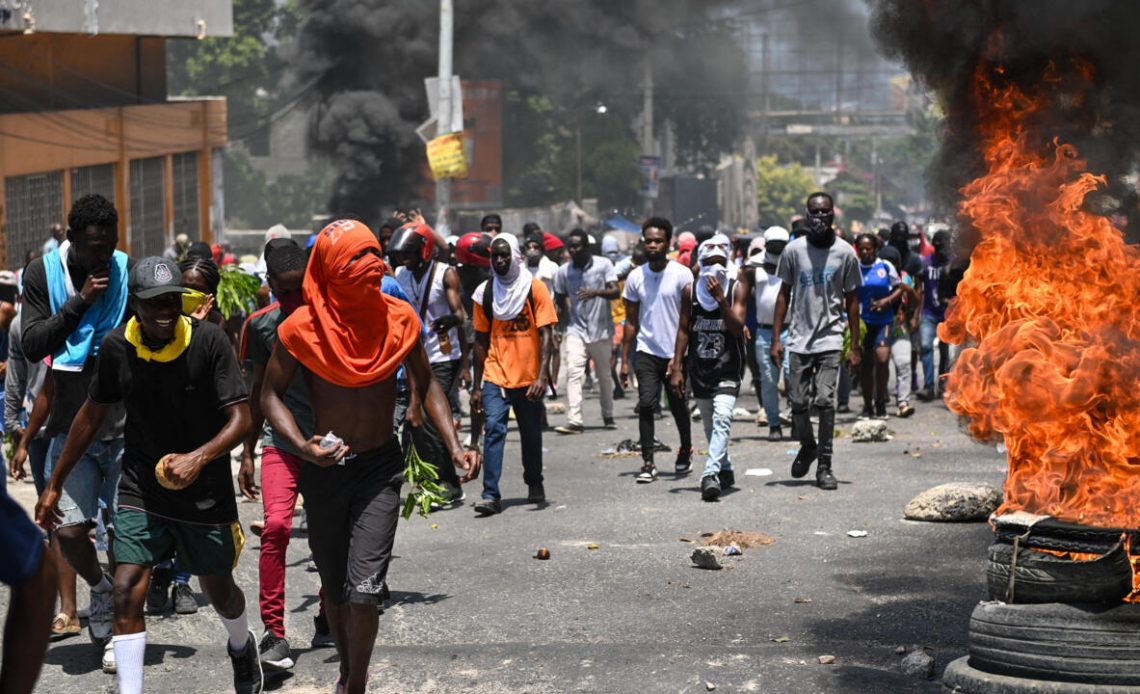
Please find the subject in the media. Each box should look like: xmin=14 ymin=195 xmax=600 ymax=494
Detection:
xmin=44 ymin=641 xmax=195 ymax=676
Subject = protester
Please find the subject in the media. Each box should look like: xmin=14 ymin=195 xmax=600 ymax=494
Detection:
xmin=855 ymin=233 xmax=903 ymax=418
xmin=878 ymin=245 xmax=917 ymax=418
xmin=918 ymin=229 xmax=952 ymax=400
xmin=163 ymin=234 xmax=191 ymax=263
xmin=670 ymin=235 xmax=748 ymax=501
xmin=771 ymin=193 xmax=862 ymax=490
xmin=748 ymin=226 xmax=790 ymax=441
xmin=675 ymin=231 xmax=697 ymax=268
xmin=455 ymin=231 xmax=492 ymax=316
xmin=260 ymin=220 xmax=477 ymax=694
xmin=470 ymin=234 xmax=556 ymax=515
xmin=238 ymin=238 xmax=312 ymax=671
xmin=480 ymin=214 xmax=503 ymax=237
xmin=552 ymin=229 xmax=619 ymax=434
xmin=252 ymin=225 xmax=291 ymax=281
xmin=1 ymin=481 xmax=56 ymax=693
xmin=620 ymin=217 xmax=694 ymax=483
xmin=887 ymin=222 xmax=925 ymax=397
xmin=35 ymin=256 xmax=261 ymax=694
xmin=391 ymin=222 xmax=470 ymax=503
xmin=20 ymin=194 xmax=128 ymax=671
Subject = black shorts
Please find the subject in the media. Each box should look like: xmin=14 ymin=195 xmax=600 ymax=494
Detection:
xmin=300 ymin=438 xmax=404 ymax=606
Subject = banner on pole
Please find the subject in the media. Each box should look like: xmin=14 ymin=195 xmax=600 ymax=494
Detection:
xmin=427 ymin=132 xmax=468 ymax=180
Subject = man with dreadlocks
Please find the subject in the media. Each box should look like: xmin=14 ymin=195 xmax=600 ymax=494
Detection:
xmin=261 ymin=220 xmax=478 ymax=694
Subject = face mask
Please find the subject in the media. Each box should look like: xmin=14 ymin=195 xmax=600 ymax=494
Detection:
xmin=806 ymin=213 xmax=835 ymax=248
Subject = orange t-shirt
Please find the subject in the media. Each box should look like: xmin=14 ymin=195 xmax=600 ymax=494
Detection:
xmin=473 ymin=278 xmax=559 ymax=389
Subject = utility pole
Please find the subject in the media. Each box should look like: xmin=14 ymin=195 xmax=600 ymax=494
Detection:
xmin=434 ymin=0 xmax=453 ymax=231
xmin=641 ymin=60 xmax=654 ymax=218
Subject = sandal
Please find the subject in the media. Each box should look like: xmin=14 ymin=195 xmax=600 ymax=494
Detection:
xmin=51 ymin=612 xmax=81 ymax=638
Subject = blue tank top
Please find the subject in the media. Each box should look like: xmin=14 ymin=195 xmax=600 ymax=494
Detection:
xmin=858 ymin=260 xmax=896 ymax=327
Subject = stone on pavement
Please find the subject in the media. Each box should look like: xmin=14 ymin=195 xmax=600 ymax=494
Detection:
xmin=904 ymin=482 xmax=1002 ymax=522
xmin=690 ymin=547 xmax=723 ymax=570
xmin=851 ymin=419 xmax=891 ymax=442
xmin=900 ymin=648 xmax=936 ymax=679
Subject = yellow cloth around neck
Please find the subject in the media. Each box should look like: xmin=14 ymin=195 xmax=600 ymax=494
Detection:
xmin=125 ymin=315 xmax=192 ymax=363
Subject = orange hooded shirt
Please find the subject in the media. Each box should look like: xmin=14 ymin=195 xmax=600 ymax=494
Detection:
xmin=278 ymin=219 xmax=420 ymax=387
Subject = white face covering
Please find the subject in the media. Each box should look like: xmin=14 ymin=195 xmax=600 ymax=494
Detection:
xmin=696 ymin=234 xmax=731 ymax=312
xmin=487 ymin=234 xmax=533 ymax=320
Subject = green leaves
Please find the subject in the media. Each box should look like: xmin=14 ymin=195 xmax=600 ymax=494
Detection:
xmin=402 ymin=443 xmax=448 ymax=520
xmin=216 ymin=267 xmax=262 ymax=320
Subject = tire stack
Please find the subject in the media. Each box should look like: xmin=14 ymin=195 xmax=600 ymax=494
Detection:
xmin=943 ymin=517 xmax=1140 ymax=693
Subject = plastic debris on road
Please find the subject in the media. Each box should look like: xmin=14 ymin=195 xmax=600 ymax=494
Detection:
xmin=745 ymin=468 xmax=773 ymax=477
xmin=846 ymin=530 xmax=869 ymax=538
xmin=722 ymin=544 xmax=742 ymax=556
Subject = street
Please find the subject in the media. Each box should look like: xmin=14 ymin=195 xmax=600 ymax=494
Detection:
xmin=5 ymin=392 xmax=1004 ymax=693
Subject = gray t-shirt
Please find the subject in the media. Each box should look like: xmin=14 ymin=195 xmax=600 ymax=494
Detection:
xmin=554 ymin=256 xmax=618 ymax=343
xmin=776 ymin=236 xmax=861 ymax=354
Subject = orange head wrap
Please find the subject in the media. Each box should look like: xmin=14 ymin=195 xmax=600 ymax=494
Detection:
xmin=278 ymin=219 xmax=420 ymax=387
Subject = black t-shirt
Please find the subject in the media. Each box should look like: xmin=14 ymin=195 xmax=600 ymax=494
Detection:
xmin=89 ymin=319 xmax=248 ymax=524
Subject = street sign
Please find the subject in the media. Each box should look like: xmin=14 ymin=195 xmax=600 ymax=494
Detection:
xmin=425 ymin=76 xmax=463 ymax=134
xmin=427 ymin=132 xmax=468 ymax=180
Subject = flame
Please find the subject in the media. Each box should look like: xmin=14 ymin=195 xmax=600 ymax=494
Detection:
xmin=941 ymin=60 xmax=1140 ymax=533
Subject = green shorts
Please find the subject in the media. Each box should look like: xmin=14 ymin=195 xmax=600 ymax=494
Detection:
xmin=113 ymin=508 xmax=244 ymax=577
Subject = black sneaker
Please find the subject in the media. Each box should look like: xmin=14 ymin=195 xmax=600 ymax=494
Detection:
xmin=674 ymin=447 xmax=694 ymax=475
xmin=816 ymin=463 xmax=838 ymax=491
xmin=916 ymin=387 xmax=935 ymax=402
xmin=603 ymin=417 xmax=618 ymax=430
xmin=554 ymin=423 xmax=584 ymax=435
xmin=432 ymin=481 xmax=465 ymax=509
xmin=311 ymin=614 xmax=334 ymax=648
xmin=172 ymin=582 xmax=198 ymax=615
xmin=635 ymin=463 xmax=658 ymax=484
xmin=767 ymin=426 xmax=782 ymax=442
xmin=147 ymin=567 xmax=172 ymax=613
xmin=874 ymin=403 xmax=888 ymax=419
xmin=718 ymin=468 xmax=735 ymax=489
xmin=790 ymin=445 xmax=818 ymax=479
xmin=859 ymin=405 xmax=874 ymax=419
xmin=527 ymin=484 xmax=546 ymax=504
xmin=473 ymin=498 xmax=502 ymax=516
xmin=229 ymin=630 xmax=264 ymax=694
xmin=700 ymin=475 xmax=721 ymax=502
xmin=613 ymin=386 xmax=625 ymax=400
xmin=258 ymin=631 xmax=294 ymax=671
xmin=836 ymin=403 xmax=851 ymax=414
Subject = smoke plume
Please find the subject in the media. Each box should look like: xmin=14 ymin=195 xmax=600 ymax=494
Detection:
xmin=866 ymin=1 xmax=1140 ymax=237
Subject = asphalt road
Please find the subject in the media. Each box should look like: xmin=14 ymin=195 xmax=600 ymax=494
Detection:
xmin=5 ymin=388 xmax=1006 ymax=693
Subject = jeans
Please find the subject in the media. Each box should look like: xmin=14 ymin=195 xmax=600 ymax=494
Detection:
xmin=754 ymin=327 xmax=789 ymax=427
xmin=919 ymin=315 xmax=950 ymax=392
xmin=891 ymin=336 xmax=912 ymax=406
xmin=633 ymin=352 xmax=691 ymax=463
xmin=403 ymin=360 xmax=463 ymax=489
xmin=46 ymin=433 xmax=123 ymax=527
xmin=788 ymin=351 xmax=840 ymax=460
xmin=564 ymin=334 xmax=614 ymax=426
xmin=696 ymin=393 xmax=736 ymax=478
xmin=481 ymin=383 xmax=544 ymax=501
xmin=259 ymin=446 xmax=304 ymax=638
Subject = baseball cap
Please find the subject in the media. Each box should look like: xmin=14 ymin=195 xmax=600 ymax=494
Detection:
xmin=763 ymin=226 xmax=790 ymax=244
xmin=130 ymin=257 xmax=189 ymax=299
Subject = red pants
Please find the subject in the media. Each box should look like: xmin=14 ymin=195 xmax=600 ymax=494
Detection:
xmin=259 ymin=446 xmax=304 ymax=638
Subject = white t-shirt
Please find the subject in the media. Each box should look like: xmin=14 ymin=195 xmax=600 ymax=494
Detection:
xmin=622 ymin=260 xmax=693 ymax=359
xmin=754 ymin=265 xmax=783 ymax=326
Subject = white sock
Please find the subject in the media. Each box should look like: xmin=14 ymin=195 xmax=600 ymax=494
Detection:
xmin=113 ymin=632 xmax=147 ymax=694
xmin=93 ymin=573 xmax=113 ymax=593
xmin=217 ymin=607 xmax=250 ymax=652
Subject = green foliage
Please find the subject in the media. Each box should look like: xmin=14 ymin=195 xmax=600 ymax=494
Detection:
xmin=829 ymin=171 xmax=876 ymax=225
xmin=216 ymin=266 xmax=262 ymax=319
xmin=755 ymin=155 xmax=816 ymax=228
xmin=402 ymin=443 xmax=448 ymax=520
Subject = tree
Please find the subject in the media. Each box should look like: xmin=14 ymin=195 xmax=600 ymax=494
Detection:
xmin=829 ymin=171 xmax=876 ymax=225
xmin=755 ymin=155 xmax=816 ymax=227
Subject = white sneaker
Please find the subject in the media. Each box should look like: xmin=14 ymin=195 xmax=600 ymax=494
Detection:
xmin=88 ymin=583 xmax=114 ymax=643
xmin=102 ymin=640 xmax=116 ymax=674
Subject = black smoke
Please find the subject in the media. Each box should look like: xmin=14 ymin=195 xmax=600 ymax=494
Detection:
xmin=866 ymin=1 xmax=1140 ymax=242
xmin=288 ymin=1 xmax=747 ymax=221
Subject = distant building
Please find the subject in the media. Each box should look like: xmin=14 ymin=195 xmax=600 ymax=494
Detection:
xmin=0 ymin=1 xmax=231 ymax=266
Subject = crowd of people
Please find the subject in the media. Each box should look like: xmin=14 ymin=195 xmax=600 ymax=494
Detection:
xmin=0 ymin=191 xmax=961 ymax=694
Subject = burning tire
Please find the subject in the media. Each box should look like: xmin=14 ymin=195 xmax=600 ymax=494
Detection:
xmin=967 ymin=601 xmax=1140 ymax=686
xmin=986 ymin=541 xmax=1132 ymax=604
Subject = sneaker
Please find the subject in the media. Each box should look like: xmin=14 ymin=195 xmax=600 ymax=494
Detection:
xmin=674 ymin=447 xmax=694 ymax=475
xmin=258 ymin=632 xmax=295 ymax=671
xmin=527 ymin=484 xmax=546 ymax=504
xmin=874 ymin=403 xmax=888 ymax=419
xmin=767 ymin=426 xmax=783 ymax=442
xmin=816 ymin=463 xmax=838 ymax=491
xmin=229 ymin=630 xmax=264 ymax=694
xmin=898 ymin=403 xmax=916 ymax=418
xmin=147 ymin=567 xmax=172 ymax=613
xmin=859 ymin=406 xmax=874 ymax=419
xmin=836 ymin=403 xmax=852 ymax=414
xmin=554 ymin=423 xmax=584 ymax=435
xmin=636 ymin=463 xmax=658 ymax=483
xmin=613 ymin=386 xmax=625 ymax=400
xmin=172 ymin=582 xmax=198 ymax=615
xmin=311 ymin=614 xmax=334 ymax=648
xmin=790 ymin=445 xmax=818 ymax=479
xmin=916 ymin=387 xmax=935 ymax=402
xmin=473 ymin=498 xmax=502 ymax=516
xmin=603 ymin=417 xmax=618 ymax=430
xmin=88 ymin=582 xmax=114 ymax=643
xmin=102 ymin=639 xmax=116 ymax=674
xmin=718 ymin=468 xmax=735 ymax=489
xmin=435 ymin=481 xmax=466 ymax=506
xmin=700 ymin=475 xmax=721 ymax=502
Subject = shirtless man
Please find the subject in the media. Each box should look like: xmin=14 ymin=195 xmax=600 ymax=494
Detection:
xmin=260 ymin=220 xmax=478 ymax=694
